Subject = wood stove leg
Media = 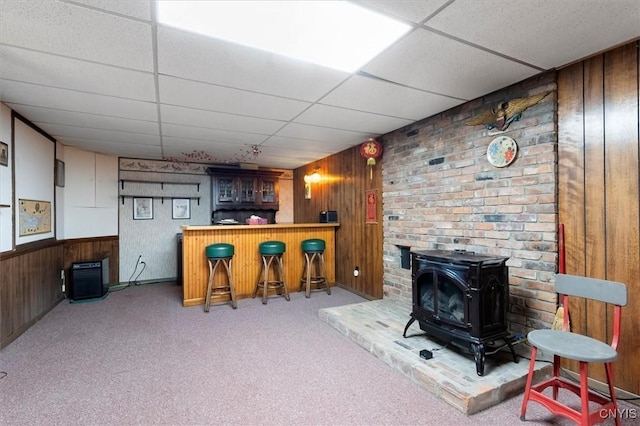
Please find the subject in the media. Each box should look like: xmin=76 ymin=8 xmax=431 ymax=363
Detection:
xmin=473 ymin=343 xmax=486 ymax=376
xmin=403 ymin=316 xmax=416 ymax=338
xmin=505 ymin=338 xmax=518 ymax=363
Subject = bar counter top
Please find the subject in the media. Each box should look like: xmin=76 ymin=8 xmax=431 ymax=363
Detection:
xmin=181 ymin=223 xmax=339 ymax=307
xmin=182 ymin=223 xmax=340 ymax=230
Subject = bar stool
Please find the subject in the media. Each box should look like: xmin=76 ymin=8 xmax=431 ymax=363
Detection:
xmin=204 ymin=243 xmax=237 ymax=312
xmin=299 ymin=238 xmax=331 ymax=298
xmin=253 ymin=241 xmax=289 ymax=304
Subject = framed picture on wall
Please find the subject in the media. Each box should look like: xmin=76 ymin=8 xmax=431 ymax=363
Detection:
xmin=0 ymin=141 xmax=8 ymax=167
xmin=172 ymin=198 xmax=190 ymax=220
xmin=133 ymin=197 xmax=153 ymax=220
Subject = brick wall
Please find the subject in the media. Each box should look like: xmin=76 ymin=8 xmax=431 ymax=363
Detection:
xmin=381 ymin=72 xmax=557 ymax=334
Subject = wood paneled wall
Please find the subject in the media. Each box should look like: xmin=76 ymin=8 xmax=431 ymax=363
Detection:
xmin=0 ymin=241 xmax=64 ymax=348
xmin=0 ymin=236 xmax=119 ymax=349
xmin=62 ymin=236 xmax=119 ymax=285
xmin=293 ymin=145 xmax=384 ymax=299
xmin=558 ymin=40 xmax=639 ymax=394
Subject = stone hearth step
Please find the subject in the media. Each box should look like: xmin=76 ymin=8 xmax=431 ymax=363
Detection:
xmin=319 ymin=298 xmax=551 ymax=415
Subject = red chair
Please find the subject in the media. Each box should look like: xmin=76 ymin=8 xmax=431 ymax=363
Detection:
xmin=520 ymin=273 xmax=627 ymax=425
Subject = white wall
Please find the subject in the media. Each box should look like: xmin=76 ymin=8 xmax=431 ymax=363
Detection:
xmin=14 ymin=119 xmax=55 ymax=245
xmin=0 ymin=104 xmax=12 ymax=252
xmin=61 ymin=146 xmax=118 ymax=239
xmin=0 ymin=103 xmax=118 ymax=252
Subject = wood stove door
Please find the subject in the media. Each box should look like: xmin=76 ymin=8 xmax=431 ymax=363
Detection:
xmin=470 ymin=265 xmax=509 ymax=337
xmin=415 ymin=266 xmax=469 ymax=329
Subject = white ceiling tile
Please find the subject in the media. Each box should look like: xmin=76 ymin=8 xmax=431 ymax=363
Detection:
xmin=276 ymin=122 xmax=371 ymax=145
xmin=261 ymin=136 xmax=337 ymax=153
xmin=250 ymin=147 xmax=327 ymax=169
xmin=320 ymin=74 xmax=465 ymax=121
xmin=9 ymin=105 xmax=159 ymax=135
xmin=161 ymin=138 xmax=256 ymax=163
xmin=35 ymin=123 xmax=160 ymax=145
xmin=1 ymin=81 xmax=158 ymax=121
xmin=60 ymin=137 xmax=163 ymax=158
xmin=362 ymin=28 xmax=541 ymax=100
xmin=156 ymin=26 xmax=350 ymax=101
xmin=294 ymin=104 xmax=413 ymax=134
xmin=0 ymin=46 xmax=156 ymax=101
xmin=68 ymin=0 xmax=152 ymax=21
xmin=356 ymin=0 xmax=451 ymax=23
xmin=0 ymin=0 xmax=153 ymax=71
xmin=427 ymin=0 xmax=640 ymax=69
xmin=158 ymin=75 xmax=311 ymax=120
xmin=160 ymin=104 xmax=284 ymax=135
xmin=0 ymin=0 xmax=635 ymax=169
xmin=161 ymin=123 xmax=268 ymax=145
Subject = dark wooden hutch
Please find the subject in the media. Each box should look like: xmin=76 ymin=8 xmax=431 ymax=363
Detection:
xmin=206 ymin=167 xmax=282 ymax=224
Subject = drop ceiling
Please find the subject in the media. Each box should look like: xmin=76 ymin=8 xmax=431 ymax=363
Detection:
xmin=1 ymin=0 xmax=638 ymax=169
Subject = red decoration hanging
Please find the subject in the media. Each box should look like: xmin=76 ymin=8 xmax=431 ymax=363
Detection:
xmin=360 ymin=139 xmax=383 ymax=180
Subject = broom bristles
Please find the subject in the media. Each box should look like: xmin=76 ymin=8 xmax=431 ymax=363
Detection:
xmin=551 ymin=306 xmax=569 ymax=331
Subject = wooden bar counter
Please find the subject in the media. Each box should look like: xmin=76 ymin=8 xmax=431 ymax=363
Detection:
xmin=181 ymin=223 xmax=339 ymax=307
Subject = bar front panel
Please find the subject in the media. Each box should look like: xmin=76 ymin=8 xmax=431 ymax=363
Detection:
xmin=181 ymin=224 xmax=338 ymax=306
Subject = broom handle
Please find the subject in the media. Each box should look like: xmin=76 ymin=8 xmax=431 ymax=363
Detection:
xmin=558 ymin=223 xmax=565 ymax=274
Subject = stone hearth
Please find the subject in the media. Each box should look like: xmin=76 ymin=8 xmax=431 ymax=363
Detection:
xmin=319 ymin=298 xmax=551 ymax=415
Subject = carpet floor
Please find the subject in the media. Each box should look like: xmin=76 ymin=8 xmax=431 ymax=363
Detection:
xmin=0 ymin=282 xmax=635 ymax=425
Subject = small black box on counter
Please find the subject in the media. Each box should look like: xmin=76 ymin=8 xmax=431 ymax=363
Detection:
xmin=319 ymin=210 xmax=338 ymax=223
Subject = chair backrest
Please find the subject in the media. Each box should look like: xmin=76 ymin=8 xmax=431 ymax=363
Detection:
xmin=555 ymin=273 xmax=627 ymax=306
xmin=555 ymin=273 xmax=627 ymax=349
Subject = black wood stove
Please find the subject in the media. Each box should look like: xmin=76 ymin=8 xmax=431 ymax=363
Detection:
xmin=403 ymin=249 xmax=517 ymax=375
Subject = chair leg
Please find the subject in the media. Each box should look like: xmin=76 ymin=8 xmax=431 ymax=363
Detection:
xmin=319 ymin=252 xmax=330 ymax=295
xmin=579 ymin=361 xmax=590 ymax=426
xmin=305 ymin=253 xmax=312 ymax=298
xmin=604 ymin=362 xmax=621 ymax=426
xmin=278 ymin=255 xmax=290 ymax=301
xmin=204 ymin=259 xmax=214 ymax=312
xmin=553 ymin=354 xmax=561 ymax=400
xmin=262 ymin=255 xmax=270 ymax=304
xmin=252 ymin=260 xmax=264 ymax=299
xmin=520 ymin=346 xmax=538 ymax=421
xmin=223 ymin=258 xmax=237 ymax=309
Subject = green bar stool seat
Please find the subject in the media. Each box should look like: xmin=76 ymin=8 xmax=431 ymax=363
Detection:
xmin=204 ymin=243 xmax=237 ymax=312
xmin=253 ymin=241 xmax=289 ymax=304
xmin=299 ymin=238 xmax=330 ymax=298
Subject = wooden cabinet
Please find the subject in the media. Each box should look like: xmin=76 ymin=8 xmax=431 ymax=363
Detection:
xmin=259 ymin=176 xmax=279 ymax=208
xmin=207 ymin=167 xmax=281 ymax=223
xmin=214 ymin=175 xmax=258 ymax=207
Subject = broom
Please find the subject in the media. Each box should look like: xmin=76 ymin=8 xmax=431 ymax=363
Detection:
xmin=552 ymin=224 xmax=569 ymax=331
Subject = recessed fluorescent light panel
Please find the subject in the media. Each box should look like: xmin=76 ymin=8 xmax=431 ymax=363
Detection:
xmin=156 ymin=1 xmax=411 ymax=73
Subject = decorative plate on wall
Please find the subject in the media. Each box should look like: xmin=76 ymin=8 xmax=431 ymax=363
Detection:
xmin=487 ymin=136 xmax=518 ymax=167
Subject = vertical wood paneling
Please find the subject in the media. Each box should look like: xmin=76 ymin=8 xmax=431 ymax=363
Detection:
xmin=558 ymin=40 xmax=639 ymax=393
xmin=182 ymin=225 xmax=337 ymax=306
xmin=583 ymin=55 xmax=607 ymax=380
xmin=62 ymin=236 xmax=119 ymax=284
xmin=293 ymin=145 xmax=383 ymax=299
xmin=603 ymin=43 xmax=639 ymax=393
xmin=0 ymin=243 xmax=64 ymax=348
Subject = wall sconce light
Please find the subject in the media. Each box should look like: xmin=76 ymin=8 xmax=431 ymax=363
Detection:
xmin=303 ymin=169 xmax=321 ymax=199
xmin=304 ymin=169 xmax=321 ymax=184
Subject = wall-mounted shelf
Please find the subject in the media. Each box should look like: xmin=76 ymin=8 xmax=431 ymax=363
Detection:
xmin=120 ymin=179 xmax=200 ymax=191
xmin=120 ymin=195 xmax=201 ymax=205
